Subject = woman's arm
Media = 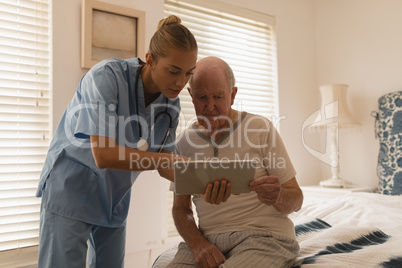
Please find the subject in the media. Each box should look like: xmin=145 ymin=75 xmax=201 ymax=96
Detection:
xmin=90 ymin=135 xmax=180 ymax=181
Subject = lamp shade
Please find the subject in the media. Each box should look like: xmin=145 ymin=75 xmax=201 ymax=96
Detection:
xmin=311 ymin=84 xmax=360 ymax=129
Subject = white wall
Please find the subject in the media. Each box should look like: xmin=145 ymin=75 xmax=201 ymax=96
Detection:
xmin=52 ymin=0 xmax=402 ymax=266
xmin=314 ymin=0 xmax=402 ymax=187
xmin=218 ymin=0 xmax=320 ymax=187
xmin=52 ymin=0 xmax=165 ymax=125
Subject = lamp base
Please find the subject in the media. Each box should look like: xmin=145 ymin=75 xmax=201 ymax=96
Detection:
xmin=319 ymin=177 xmax=350 ymax=188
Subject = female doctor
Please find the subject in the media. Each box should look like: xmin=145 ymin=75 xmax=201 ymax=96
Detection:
xmin=36 ymin=15 xmax=199 ymax=268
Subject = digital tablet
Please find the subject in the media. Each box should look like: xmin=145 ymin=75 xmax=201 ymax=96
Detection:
xmin=174 ymin=160 xmax=257 ymax=195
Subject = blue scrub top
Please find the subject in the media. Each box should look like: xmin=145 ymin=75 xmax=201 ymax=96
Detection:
xmin=36 ymin=58 xmax=180 ymax=227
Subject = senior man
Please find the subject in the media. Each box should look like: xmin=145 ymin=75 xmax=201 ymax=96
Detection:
xmin=163 ymin=56 xmax=303 ymax=268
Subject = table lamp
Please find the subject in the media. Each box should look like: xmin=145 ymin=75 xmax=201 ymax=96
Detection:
xmin=310 ymin=84 xmax=360 ymax=187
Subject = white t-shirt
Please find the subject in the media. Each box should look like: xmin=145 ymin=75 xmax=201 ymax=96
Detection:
xmin=175 ymin=112 xmax=297 ymax=239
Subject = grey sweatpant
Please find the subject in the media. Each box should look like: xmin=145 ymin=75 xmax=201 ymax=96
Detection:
xmin=164 ymin=230 xmax=299 ymax=268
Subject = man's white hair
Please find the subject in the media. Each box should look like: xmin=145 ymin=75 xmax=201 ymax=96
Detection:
xmin=189 ymin=57 xmax=236 ymax=93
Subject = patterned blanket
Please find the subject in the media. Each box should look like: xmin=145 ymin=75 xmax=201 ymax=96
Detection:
xmin=153 ymin=215 xmax=402 ymax=267
xmin=293 ymin=216 xmax=402 ymax=267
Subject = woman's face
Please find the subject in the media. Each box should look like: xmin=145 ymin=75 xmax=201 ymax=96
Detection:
xmin=149 ymin=48 xmax=198 ymax=99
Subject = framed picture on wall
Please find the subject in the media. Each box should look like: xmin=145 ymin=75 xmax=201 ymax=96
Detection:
xmin=81 ymin=0 xmax=146 ymax=69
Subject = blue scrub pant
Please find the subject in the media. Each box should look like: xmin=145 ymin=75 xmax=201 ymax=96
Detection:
xmin=38 ymin=205 xmax=126 ymax=268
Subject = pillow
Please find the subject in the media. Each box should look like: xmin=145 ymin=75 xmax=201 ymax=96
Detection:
xmin=375 ymin=90 xmax=402 ymax=195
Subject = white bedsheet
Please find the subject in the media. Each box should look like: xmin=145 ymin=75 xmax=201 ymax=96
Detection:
xmin=290 ymin=192 xmax=402 ymax=234
xmin=289 ymin=192 xmax=402 ymax=267
xmin=153 ymin=192 xmax=402 ymax=267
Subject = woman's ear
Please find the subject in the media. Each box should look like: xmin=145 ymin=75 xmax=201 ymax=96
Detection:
xmin=145 ymin=52 xmax=154 ymax=68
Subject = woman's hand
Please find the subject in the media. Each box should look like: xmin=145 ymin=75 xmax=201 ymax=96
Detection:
xmin=157 ymin=153 xmax=189 ymax=182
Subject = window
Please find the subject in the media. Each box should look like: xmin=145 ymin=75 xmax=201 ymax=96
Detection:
xmin=0 ymin=0 xmax=50 ymax=256
xmin=164 ymin=0 xmax=278 ymax=238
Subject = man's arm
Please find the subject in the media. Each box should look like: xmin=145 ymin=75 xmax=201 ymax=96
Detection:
xmin=173 ymin=194 xmax=226 ymax=267
xmin=248 ymin=177 xmax=303 ymax=214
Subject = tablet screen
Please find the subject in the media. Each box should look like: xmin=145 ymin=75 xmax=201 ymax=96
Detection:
xmin=174 ymin=160 xmax=257 ymax=195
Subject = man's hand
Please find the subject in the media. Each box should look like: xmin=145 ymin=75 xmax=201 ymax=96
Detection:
xmin=248 ymin=176 xmax=282 ymax=206
xmin=202 ymin=179 xmax=231 ymax=205
xmin=191 ymin=241 xmax=226 ymax=268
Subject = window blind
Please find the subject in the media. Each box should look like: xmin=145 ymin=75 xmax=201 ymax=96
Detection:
xmin=164 ymin=0 xmax=278 ymax=238
xmin=0 ymin=0 xmax=50 ymax=251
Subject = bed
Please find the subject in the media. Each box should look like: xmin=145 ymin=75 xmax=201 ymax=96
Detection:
xmin=153 ymin=192 xmax=402 ymax=267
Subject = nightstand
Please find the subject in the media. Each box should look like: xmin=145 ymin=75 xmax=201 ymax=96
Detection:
xmin=300 ymin=185 xmax=377 ymax=207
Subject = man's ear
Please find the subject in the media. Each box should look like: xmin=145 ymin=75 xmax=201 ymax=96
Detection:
xmin=230 ymin=87 xmax=238 ymax=105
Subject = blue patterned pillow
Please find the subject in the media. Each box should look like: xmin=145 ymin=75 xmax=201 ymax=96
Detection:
xmin=375 ymin=91 xmax=402 ymax=195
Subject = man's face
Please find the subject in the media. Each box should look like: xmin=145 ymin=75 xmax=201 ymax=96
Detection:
xmin=189 ymin=68 xmax=236 ymax=132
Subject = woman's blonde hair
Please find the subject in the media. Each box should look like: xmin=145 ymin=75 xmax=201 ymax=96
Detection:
xmin=148 ymin=15 xmax=197 ymax=62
